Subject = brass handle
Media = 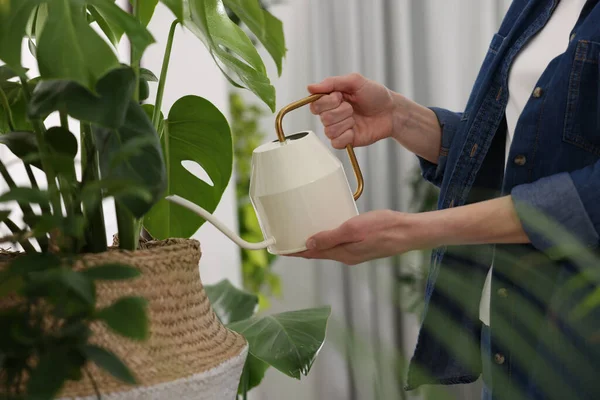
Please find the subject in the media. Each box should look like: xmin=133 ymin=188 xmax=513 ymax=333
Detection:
xmin=275 ymin=93 xmax=364 ymax=201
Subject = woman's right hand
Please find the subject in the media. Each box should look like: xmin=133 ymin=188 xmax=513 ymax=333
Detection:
xmin=307 ymin=73 xmax=404 ymax=149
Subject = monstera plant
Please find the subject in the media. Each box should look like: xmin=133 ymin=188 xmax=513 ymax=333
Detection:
xmin=0 ymin=1 xmax=330 ymax=399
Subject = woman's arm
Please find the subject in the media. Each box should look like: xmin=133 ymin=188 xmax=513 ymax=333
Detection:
xmin=291 ymin=195 xmax=529 ymax=266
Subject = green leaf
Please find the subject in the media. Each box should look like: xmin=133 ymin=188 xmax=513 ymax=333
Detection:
xmin=0 ymin=81 xmax=35 ymax=134
xmin=26 ymin=349 xmax=71 ymax=400
xmin=29 ymin=268 xmax=96 ymax=305
xmin=144 ymin=95 xmax=232 ymax=239
xmin=0 ymin=64 xmax=20 ymax=81
xmin=80 ymin=344 xmax=137 ymax=385
xmin=128 ymin=0 xmax=159 ymax=26
xmin=80 ymin=178 xmax=153 ymax=215
xmin=88 ymin=5 xmax=123 ymax=47
xmin=28 ymin=68 xmax=166 ymax=217
xmin=45 ymin=126 xmax=78 ymax=159
xmin=140 ymin=68 xmax=158 ymax=82
xmin=205 ymin=279 xmax=258 ymax=324
xmin=87 ymin=0 xmax=155 ymax=61
xmin=36 ymin=0 xmax=119 ymax=90
xmin=223 ymin=0 xmax=286 ymax=75
xmin=0 ymin=273 xmax=23 ymax=298
xmin=0 ymin=187 xmax=49 ymax=205
xmin=0 ymin=131 xmax=39 ymax=166
xmin=160 ymin=0 xmax=183 ymax=21
xmin=29 ymin=67 xmax=135 ymax=128
xmin=82 ymin=264 xmax=141 ymax=281
xmin=238 ymin=353 xmax=270 ymax=395
xmin=93 ymin=102 xmax=166 ymax=218
xmin=9 ymin=252 xmax=61 ymax=274
xmin=0 ymin=0 xmax=40 ymax=73
xmin=229 ymin=306 xmax=331 ymax=379
xmin=185 ymin=0 xmax=276 ymax=110
xmin=97 ymin=297 xmax=149 ymax=341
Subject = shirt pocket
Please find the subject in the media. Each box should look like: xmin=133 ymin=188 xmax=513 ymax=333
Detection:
xmin=563 ymin=40 xmax=600 ymax=156
xmin=462 ymin=33 xmax=505 ymax=121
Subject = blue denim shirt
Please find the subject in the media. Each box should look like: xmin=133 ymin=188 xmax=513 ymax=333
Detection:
xmin=406 ymin=1 xmax=600 ymax=399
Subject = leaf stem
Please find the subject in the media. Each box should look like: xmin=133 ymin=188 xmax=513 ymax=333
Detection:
xmin=4 ymin=218 xmax=36 ymax=253
xmin=0 ymin=85 xmax=16 ymax=131
xmin=84 ymin=367 xmax=101 ymax=400
xmin=115 ymin=202 xmax=137 ymax=250
xmin=23 ymin=163 xmax=49 ymax=252
xmin=18 ymin=76 xmax=62 ymax=216
xmin=58 ymin=111 xmax=75 ymax=217
xmin=152 ymin=19 xmax=178 ymax=130
xmin=81 ymin=123 xmax=107 ymax=253
xmin=131 ymin=0 xmax=140 ymax=102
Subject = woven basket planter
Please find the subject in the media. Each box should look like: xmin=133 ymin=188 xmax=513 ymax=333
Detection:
xmin=1 ymin=239 xmax=248 ymax=400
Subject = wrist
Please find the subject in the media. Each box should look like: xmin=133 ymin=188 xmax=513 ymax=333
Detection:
xmin=389 ymin=91 xmax=412 ymax=141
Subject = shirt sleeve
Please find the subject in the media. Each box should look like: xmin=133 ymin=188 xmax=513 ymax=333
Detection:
xmin=511 ymin=163 xmax=600 ymax=252
xmin=417 ymin=107 xmax=463 ymax=188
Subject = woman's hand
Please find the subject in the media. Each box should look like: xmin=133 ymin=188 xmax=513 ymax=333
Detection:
xmin=307 ymin=73 xmax=401 ymax=149
xmin=289 ymin=197 xmax=530 ymax=265
xmin=308 ymin=73 xmax=444 ymax=164
xmin=290 ymin=210 xmax=429 ymax=266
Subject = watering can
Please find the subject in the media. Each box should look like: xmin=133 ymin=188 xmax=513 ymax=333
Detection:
xmin=167 ymin=93 xmax=364 ymax=255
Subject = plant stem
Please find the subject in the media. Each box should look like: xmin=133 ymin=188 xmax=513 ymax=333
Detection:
xmin=0 ymin=85 xmax=16 ymax=131
xmin=152 ymin=19 xmax=178 ymax=130
xmin=81 ymin=123 xmax=107 ymax=253
xmin=4 ymin=218 xmax=36 ymax=253
xmin=24 ymin=163 xmax=50 ymax=252
xmin=131 ymin=0 xmax=140 ymax=102
xmin=18 ymin=76 xmax=62 ymax=216
xmin=115 ymin=202 xmax=137 ymax=250
xmin=58 ymin=111 xmax=74 ymax=216
xmin=84 ymin=368 xmax=101 ymax=400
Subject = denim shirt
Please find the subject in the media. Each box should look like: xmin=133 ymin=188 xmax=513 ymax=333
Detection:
xmin=406 ymin=1 xmax=600 ymax=399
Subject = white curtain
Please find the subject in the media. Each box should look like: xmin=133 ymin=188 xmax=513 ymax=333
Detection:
xmin=250 ymin=1 xmax=512 ymax=399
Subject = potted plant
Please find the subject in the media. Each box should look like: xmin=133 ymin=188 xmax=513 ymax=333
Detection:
xmin=0 ymin=1 xmax=330 ymax=399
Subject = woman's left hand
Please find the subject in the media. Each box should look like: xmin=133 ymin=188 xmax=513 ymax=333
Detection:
xmin=289 ymin=210 xmax=430 ymax=265
xmin=288 ymin=196 xmax=530 ymax=265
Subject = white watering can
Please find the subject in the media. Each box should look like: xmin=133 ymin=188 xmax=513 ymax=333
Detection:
xmin=167 ymin=94 xmax=364 ymax=255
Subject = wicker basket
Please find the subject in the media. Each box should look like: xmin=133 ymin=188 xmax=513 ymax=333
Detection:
xmin=2 ymin=239 xmax=249 ymax=400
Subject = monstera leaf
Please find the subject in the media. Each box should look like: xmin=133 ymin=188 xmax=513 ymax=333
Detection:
xmin=0 ymin=0 xmax=154 ymax=90
xmin=144 ymin=95 xmax=233 ymax=239
xmin=229 ymin=307 xmax=332 ymax=380
xmin=223 ymin=0 xmax=286 ymax=76
xmin=204 ymin=280 xmax=332 ymax=394
xmin=205 ymin=279 xmax=258 ymax=325
xmin=0 ymin=0 xmax=40 ymax=74
xmin=185 ymin=0 xmax=276 ymax=111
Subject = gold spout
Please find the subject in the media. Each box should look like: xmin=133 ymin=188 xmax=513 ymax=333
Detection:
xmin=275 ymin=94 xmax=365 ymax=201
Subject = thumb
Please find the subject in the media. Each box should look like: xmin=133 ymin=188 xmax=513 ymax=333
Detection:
xmin=307 ymin=73 xmax=365 ymax=95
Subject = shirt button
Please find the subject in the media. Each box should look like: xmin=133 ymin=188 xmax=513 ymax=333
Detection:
xmin=497 ymin=288 xmax=508 ymax=298
xmin=514 ymin=155 xmax=527 ymax=166
xmin=532 ymin=87 xmax=543 ymax=98
xmin=494 ymin=353 xmax=506 ymax=365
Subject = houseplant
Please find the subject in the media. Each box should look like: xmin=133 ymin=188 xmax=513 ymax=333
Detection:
xmin=0 ymin=1 xmax=330 ymax=399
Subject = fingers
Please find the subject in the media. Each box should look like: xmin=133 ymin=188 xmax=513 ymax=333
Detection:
xmin=325 ymin=116 xmax=355 ymax=140
xmin=310 ymin=92 xmax=343 ymax=114
xmin=331 ymin=129 xmax=355 ymax=149
xmin=307 ymin=73 xmax=366 ymax=95
xmin=306 ymin=219 xmax=360 ymax=251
